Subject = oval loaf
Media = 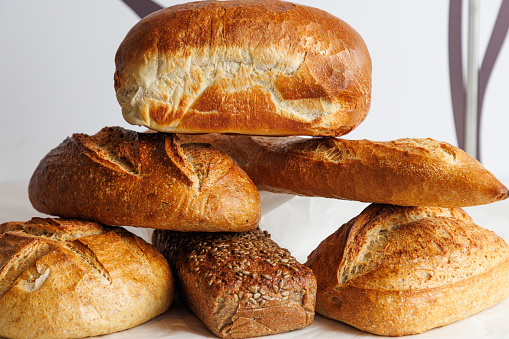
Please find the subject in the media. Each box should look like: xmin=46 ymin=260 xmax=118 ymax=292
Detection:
xmin=28 ymin=126 xmax=261 ymax=232
xmin=114 ymin=0 xmax=372 ymax=136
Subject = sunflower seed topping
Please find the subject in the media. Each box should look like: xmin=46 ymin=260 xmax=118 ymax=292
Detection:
xmin=155 ymin=228 xmax=314 ymax=311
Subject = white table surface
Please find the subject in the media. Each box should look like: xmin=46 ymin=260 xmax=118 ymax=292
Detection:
xmin=1 ymin=181 xmax=509 ymax=339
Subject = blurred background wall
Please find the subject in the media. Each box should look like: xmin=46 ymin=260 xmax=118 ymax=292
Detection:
xmin=0 ymin=0 xmax=507 ymax=182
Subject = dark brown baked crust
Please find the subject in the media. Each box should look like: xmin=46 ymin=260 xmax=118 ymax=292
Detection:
xmin=28 ymin=126 xmax=261 ymax=231
xmin=305 ymin=204 xmax=509 ymax=336
xmin=153 ymin=228 xmax=316 ymax=338
xmin=177 ymin=133 xmax=509 ymax=207
xmin=114 ymin=0 xmax=371 ymax=136
xmin=0 ymin=217 xmax=174 ymax=339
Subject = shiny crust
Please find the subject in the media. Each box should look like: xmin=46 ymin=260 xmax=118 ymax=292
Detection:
xmin=177 ymin=134 xmax=509 ymax=207
xmin=0 ymin=217 xmax=174 ymax=339
xmin=305 ymin=204 xmax=509 ymax=336
xmin=114 ymin=0 xmax=372 ymax=136
xmin=28 ymin=127 xmax=261 ymax=232
xmin=152 ymin=228 xmax=316 ymax=338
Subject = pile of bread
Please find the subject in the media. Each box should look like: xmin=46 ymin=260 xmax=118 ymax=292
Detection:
xmin=1 ymin=1 xmax=508 ymax=338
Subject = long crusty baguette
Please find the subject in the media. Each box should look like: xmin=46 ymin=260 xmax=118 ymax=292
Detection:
xmin=177 ymin=134 xmax=508 ymax=207
xmin=28 ymin=127 xmax=261 ymax=232
xmin=305 ymin=204 xmax=509 ymax=336
xmin=152 ymin=228 xmax=316 ymax=339
xmin=0 ymin=217 xmax=174 ymax=339
xmin=114 ymin=0 xmax=371 ymax=137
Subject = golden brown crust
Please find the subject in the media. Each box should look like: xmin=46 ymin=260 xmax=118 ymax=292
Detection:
xmin=114 ymin=0 xmax=371 ymax=136
xmin=152 ymin=228 xmax=316 ymax=338
xmin=0 ymin=217 xmax=174 ymax=339
xmin=177 ymin=134 xmax=509 ymax=207
xmin=28 ymin=127 xmax=261 ymax=232
xmin=305 ymin=204 xmax=509 ymax=336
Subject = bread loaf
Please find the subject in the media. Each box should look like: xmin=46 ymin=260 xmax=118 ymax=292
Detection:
xmin=28 ymin=127 xmax=261 ymax=232
xmin=152 ymin=228 xmax=316 ymax=338
xmin=305 ymin=204 xmax=509 ymax=336
xmin=114 ymin=0 xmax=372 ymax=137
xmin=0 ymin=217 xmax=174 ymax=339
xmin=177 ymin=133 xmax=508 ymax=207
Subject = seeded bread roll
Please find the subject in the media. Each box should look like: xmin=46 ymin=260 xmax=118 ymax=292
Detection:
xmin=305 ymin=204 xmax=509 ymax=336
xmin=28 ymin=126 xmax=261 ymax=232
xmin=152 ymin=228 xmax=316 ymax=338
xmin=0 ymin=217 xmax=174 ymax=339
xmin=114 ymin=0 xmax=372 ymax=137
xmin=177 ymin=133 xmax=509 ymax=207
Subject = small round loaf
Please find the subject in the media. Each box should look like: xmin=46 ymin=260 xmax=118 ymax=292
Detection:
xmin=114 ymin=0 xmax=372 ymax=136
xmin=0 ymin=217 xmax=175 ymax=339
xmin=28 ymin=126 xmax=261 ymax=232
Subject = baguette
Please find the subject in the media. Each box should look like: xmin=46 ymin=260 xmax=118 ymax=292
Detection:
xmin=177 ymin=134 xmax=508 ymax=207
xmin=0 ymin=217 xmax=174 ymax=339
xmin=28 ymin=127 xmax=261 ymax=232
xmin=305 ymin=204 xmax=509 ymax=336
xmin=152 ymin=228 xmax=316 ymax=338
xmin=114 ymin=0 xmax=371 ymax=137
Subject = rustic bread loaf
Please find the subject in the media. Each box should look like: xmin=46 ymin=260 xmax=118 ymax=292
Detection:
xmin=0 ymin=217 xmax=174 ymax=339
xmin=178 ymin=133 xmax=508 ymax=207
xmin=114 ymin=0 xmax=372 ymax=137
xmin=28 ymin=127 xmax=261 ymax=232
xmin=152 ymin=228 xmax=316 ymax=338
xmin=305 ymin=204 xmax=509 ymax=336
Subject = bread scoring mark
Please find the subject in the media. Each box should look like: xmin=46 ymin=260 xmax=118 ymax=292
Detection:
xmin=115 ymin=230 xmax=150 ymax=268
xmin=337 ymin=206 xmax=509 ymax=291
xmin=337 ymin=207 xmax=458 ymax=286
xmin=0 ymin=236 xmax=51 ymax=299
xmin=286 ymin=137 xmax=359 ymax=163
xmin=388 ymin=138 xmax=458 ymax=162
xmin=17 ymin=263 xmax=50 ymax=293
xmin=164 ymin=134 xmax=200 ymax=189
xmin=0 ymin=218 xmax=112 ymax=298
xmin=63 ymin=240 xmax=111 ymax=285
xmin=74 ymin=127 xmax=141 ymax=176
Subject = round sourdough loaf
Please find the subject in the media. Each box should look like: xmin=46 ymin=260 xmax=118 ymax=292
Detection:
xmin=114 ymin=0 xmax=372 ymax=136
xmin=28 ymin=126 xmax=261 ymax=232
xmin=0 ymin=217 xmax=174 ymax=339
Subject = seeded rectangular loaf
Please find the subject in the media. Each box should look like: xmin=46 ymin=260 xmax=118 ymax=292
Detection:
xmin=152 ymin=228 xmax=316 ymax=338
xmin=305 ymin=204 xmax=509 ymax=336
xmin=28 ymin=126 xmax=261 ymax=232
xmin=177 ymin=133 xmax=508 ymax=207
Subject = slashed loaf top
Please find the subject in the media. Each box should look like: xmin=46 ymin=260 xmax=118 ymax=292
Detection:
xmin=0 ymin=217 xmax=174 ymax=339
xmin=28 ymin=127 xmax=261 ymax=231
xmin=306 ymin=204 xmax=509 ymax=292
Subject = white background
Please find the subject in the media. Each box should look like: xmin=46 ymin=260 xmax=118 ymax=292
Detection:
xmin=0 ymin=2 xmax=508 ymax=338
xmin=0 ymin=0 xmax=507 ymax=183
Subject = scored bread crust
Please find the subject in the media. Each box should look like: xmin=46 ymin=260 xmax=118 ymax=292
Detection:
xmin=114 ymin=0 xmax=372 ymax=136
xmin=0 ymin=217 xmax=174 ymax=339
xmin=28 ymin=127 xmax=261 ymax=232
xmin=152 ymin=228 xmax=316 ymax=339
xmin=177 ymin=133 xmax=509 ymax=207
xmin=305 ymin=204 xmax=509 ymax=336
